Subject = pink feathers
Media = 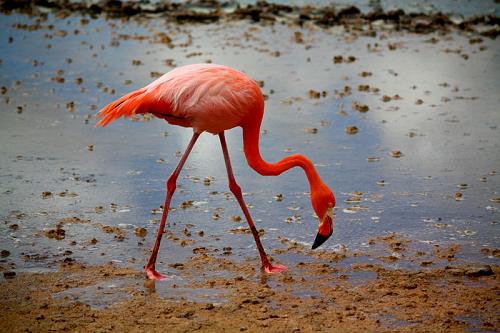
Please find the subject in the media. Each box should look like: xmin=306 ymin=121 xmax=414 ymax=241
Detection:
xmin=96 ymin=88 xmax=147 ymax=127
xmin=96 ymin=64 xmax=264 ymax=134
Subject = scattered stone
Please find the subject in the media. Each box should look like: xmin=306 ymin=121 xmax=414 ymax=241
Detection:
xmin=358 ymin=84 xmax=370 ymax=92
xmin=352 ymin=102 xmax=369 ymax=112
xmin=169 ymin=263 xmax=184 ymax=270
xmin=293 ymin=31 xmax=303 ymax=43
xmin=390 ymin=150 xmax=403 ymax=158
xmin=45 ymin=227 xmax=65 ymax=240
xmin=465 ymin=265 xmax=493 ymax=277
xmin=480 ymin=248 xmax=500 ymax=257
xmin=3 ymin=271 xmax=16 ymax=279
xmin=192 ymin=247 xmax=207 ymax=254
xmin=345 ymin=126 xmax=359 ymax=135
xmin=308 ymin=90 xmax=321 ymax=99
xmin=134 ymin=227 xmax=147 ymax=238
xmin=180 ymin=200 xmax=193 ymax=209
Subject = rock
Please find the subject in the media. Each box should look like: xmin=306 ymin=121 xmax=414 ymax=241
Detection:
xmin=345 ymin=125 xmax=359 ymax=135
xmin=3 ymin=271 xmax=16 ymax=279
xmin=169 ymin=263 xmax=184 ymax=270
xmin=134 ymin=227 xmax=147 ymax=238
xmin=465 ymin=265 xmax=493 ymax=277
xmin=45 ymin=227 xmax=65 ymax=240
xmin=192 ymin=247 xmax=207 ymax=254
xmin=177 ymin=310 xmax=194 ymax=318
xmin=445 ymin=267 xmax=465 ymax=276
xmin=337 ymin=5 xmax=361 ymax=19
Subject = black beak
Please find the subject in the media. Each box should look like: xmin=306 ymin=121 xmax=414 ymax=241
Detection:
xmin=312 ymin=230 xmax=333 ymax=250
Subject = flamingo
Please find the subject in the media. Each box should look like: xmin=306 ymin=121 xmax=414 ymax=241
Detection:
xmin=97 ymin=63 xmax=335 ymax=280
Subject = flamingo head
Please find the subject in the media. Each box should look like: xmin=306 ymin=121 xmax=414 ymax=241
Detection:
xmin=311 ymin=185 xmax=335 ymax=250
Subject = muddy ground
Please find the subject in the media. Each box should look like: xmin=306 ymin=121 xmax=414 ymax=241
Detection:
xmin=1 ymin=239 xmax=499 ymax=332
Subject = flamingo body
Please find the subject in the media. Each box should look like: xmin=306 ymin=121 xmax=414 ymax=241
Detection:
xmin=97 ymin=64 xmax=263 ymax=134
xmin=97 ymin=63 xmax=335 ymax=280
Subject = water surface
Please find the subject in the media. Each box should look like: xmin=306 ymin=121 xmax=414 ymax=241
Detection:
xmin=0 ymin=12 xmax=498 ymax=277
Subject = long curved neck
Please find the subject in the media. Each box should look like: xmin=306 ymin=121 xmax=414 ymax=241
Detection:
xmin=242 ymin=121 xmax=323 ymax=191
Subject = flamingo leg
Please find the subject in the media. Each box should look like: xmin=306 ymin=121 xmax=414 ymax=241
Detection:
xmin=218 ymin=132 xmax=287 ymax=274
xmin=145 ymin=132 xmax=200 ymax=280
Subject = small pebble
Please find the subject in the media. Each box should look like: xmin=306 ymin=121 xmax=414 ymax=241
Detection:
xmin=3 ymin=271 xmax=16 ymax=279
xmin=345 ymin=126 xmax=358 ymax=134
xmin=134 ymin=227 xmax=147 ymax=238
xmin=390 ymin=150 xmax=403 ymax=158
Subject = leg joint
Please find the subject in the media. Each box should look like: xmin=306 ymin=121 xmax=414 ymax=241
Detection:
xmin=229 ymin=180 xmax=242 ymax=197
xmin=166 ymin=175 xmax=177 ymax=192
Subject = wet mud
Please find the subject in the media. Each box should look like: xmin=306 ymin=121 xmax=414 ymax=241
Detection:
xmin=1 ymin=245 xmax=498 ymax=332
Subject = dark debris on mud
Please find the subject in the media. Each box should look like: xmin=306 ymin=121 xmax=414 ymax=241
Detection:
xmin=0 ymin=0 xmax=499 ymax=37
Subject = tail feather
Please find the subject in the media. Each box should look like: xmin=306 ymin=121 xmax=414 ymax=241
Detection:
xmin=96 ymin=88 xmax=147 ymax=127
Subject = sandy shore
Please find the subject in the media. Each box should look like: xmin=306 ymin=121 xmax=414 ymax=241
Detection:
xmin=1 ymin=240 xmax=498 ymax=332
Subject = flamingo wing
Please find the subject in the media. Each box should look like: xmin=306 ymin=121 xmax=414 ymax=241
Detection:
xmin=96 ymin=64 xmax=263 ymax=133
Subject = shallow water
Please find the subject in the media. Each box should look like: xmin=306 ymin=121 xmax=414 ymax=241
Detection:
xmin=0 ymin=12 xmax=499 ymax=278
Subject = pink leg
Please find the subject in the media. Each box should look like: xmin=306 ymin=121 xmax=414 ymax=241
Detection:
xmin=219 ymin=132 xmax=287 ymax=274
xmin=145 ymin=132 xmax=200 ymax=280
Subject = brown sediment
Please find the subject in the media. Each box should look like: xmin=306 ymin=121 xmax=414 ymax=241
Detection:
xmin=0 ymin=247 xmax=498 ymax=332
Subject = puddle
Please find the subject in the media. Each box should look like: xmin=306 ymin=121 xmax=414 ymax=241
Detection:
xmin=378 ymin=313 xmax=423 ymax=329
xmin=346 ymin=270 xmax=377 ymax=286
xmin=52 ymin=277 xmax=137 ymax=309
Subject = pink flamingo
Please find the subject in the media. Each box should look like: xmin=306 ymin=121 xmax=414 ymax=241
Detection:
xmin=97 ymin=64 xmax=335 ymax=280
